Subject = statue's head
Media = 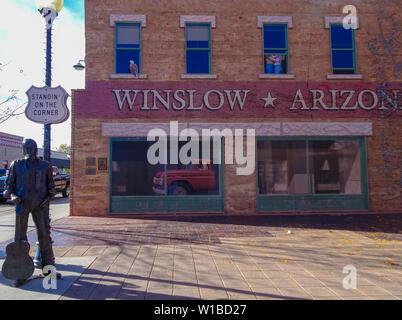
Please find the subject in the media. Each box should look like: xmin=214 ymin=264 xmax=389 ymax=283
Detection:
xmin=23 ymin=139 xmax=38 ymax=159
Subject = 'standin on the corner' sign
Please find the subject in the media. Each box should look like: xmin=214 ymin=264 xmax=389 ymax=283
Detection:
xmin=25 ymin=85 xmax=70 ymax=124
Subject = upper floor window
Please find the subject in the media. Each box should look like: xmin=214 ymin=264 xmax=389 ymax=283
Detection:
xmin=263 ymin=24 xmax=288 ymax=75
xmin=115 ymin=23 xmax=141 ymax=74
xmin=330 ymin=24 xmax=356 ymax=74
xmin=185 ymin=23 xmax=211 ymax=74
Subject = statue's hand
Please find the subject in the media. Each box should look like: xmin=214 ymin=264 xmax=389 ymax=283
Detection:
xmin=10 ymin=195 xmax=22 ymax=206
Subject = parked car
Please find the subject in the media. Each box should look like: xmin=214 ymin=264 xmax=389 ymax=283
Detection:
xmin=152 ymin=160 xmax=216 ymax=195
xmin=52 ymin=166 xmax=70 ymax=197
xmin=0 ymin=170 xmax=8 ymax=203
xmin=0 ymin=166 xmax=70 ymax=203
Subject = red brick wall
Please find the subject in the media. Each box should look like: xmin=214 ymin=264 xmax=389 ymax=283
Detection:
xmin=70 ymin=0 xmax=401 ymax=215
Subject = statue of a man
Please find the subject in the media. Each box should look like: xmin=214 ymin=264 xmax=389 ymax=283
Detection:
xmin=5 ymin=139 xmax=56 ymax=274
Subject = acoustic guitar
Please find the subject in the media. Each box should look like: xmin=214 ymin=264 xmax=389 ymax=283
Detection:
xmin=1 ymin=215 xmax=35 ymax=282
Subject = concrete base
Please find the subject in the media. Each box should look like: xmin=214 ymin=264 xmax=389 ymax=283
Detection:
xmin=0 ymin=256 xmax=95 ymax=300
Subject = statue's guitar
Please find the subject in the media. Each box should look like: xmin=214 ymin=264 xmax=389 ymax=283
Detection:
xmin=1 ymin=215 xmax=35 ymax=283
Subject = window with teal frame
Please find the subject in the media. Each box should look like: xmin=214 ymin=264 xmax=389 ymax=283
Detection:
xmin=185 ymin=23 xmax=211 ymax=74
xmin=263 ymin=24 xmax=288 ymax=74
xmin=330 ymin=24 xmax=356 ymax=74
xmin=109 ymin=138 xmax=224 ymax=213
xmin=257 ymin=137 xmax=369 ymax=212
xmin=115 ymin=23 xmax=141 ymax=74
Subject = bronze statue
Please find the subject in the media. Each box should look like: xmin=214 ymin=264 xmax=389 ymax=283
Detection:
xmin=2 ymin=139 xmax=58 ymax=286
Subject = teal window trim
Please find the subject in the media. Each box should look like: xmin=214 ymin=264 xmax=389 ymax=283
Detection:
xmin=109 ymin=138 xmax=113 ymax=215
xmin=185 ymin=22 xmax=212 ymax=74
xmin=329 ymin=24 xmax=357 ymax=74
xmin=262 ymin=23 xmax=289 ymax=74
xmin=115 ymin=22 xmax=142 ymax=74
xmin=359 ymin=136 xmax=370 ymax=210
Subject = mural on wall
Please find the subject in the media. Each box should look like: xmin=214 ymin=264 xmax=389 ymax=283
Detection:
xmin=367 ymin=3 xmax=401 ymax=202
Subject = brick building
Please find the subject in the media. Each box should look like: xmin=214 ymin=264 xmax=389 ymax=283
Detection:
xmin=71 ymin=0 xmax=401 ymax=216
xmin=0 ymin=132 xmax=23 ymax=169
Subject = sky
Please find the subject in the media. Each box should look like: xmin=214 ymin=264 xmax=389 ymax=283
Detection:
xmin=0 ymin=0 xmax=85 ymax=150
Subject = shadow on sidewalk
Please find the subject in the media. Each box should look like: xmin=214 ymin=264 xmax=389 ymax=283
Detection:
xmin=46 ymin=213 xmax=402 ymax=247
xmin=61 ymin=267 xmax=307 ymax=300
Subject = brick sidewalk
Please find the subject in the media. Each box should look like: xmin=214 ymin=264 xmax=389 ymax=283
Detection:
xmin=21 ymin=213 xmax=400 ymax=300
xmin=1 ymin=214 xmax=401 ymax=300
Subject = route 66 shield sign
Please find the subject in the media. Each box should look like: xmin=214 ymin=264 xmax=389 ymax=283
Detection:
xmin=25 ymin=85 xmax=70 ymax=124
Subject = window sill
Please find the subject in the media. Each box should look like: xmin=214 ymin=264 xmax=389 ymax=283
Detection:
xmin=259 ymin=74 xmax=295 ymax=79
xmin=327 ymin=74 xmax=363 ymax=80
xmin=110 ymin=73 xmax=148 ymax=79
xmin=181 ymin=74 xmax=218 ymax=79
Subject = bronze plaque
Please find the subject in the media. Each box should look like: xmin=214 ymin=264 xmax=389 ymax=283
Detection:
xmin=86 ymin=157 xmax=96 ymax=166
xmin=85 ymin=168 xmax=96 ymax=175
xmin=97 ymin=157 xmax=108 ymax=172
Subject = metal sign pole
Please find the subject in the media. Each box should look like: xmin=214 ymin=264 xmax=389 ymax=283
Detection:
xmin=44 ymin=25 xmax=52 ymax=163
xmin=35 ymin=7 xmax=57 ymax=268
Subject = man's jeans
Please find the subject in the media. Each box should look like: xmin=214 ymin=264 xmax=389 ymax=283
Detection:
xmin=15 ymin=202 xmax=55 ymax=269
xmin=265 ymin=64 xmax=274 ymax=74
xmin=274 ymin=64 xmax=282 ymax=74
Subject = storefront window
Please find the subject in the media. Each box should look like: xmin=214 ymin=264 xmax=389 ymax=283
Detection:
xmin=166 ymin=139 xmax=220 ymax=196
xmin=309 ymin=140 xmax=361 ymax=194
xmin=111 ymin=139 xmax=221 ymax=197
xmin=112 ymin=141 xmax=161 ymax=196
xmin=257 ymin=139 xmax=361 ymax=195
xmin=258 ymin=141 xmax=308 ymax=194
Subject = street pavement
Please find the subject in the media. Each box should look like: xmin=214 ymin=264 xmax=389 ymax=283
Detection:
xmin=0 ymin=195 xmax=69 ymax=244
xmin=0 ymin=201 xmax=401 ymax=300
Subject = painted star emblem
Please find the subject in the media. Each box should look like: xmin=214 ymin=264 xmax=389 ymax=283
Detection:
xmin=261 ymin=92 xmax=277 ymax=108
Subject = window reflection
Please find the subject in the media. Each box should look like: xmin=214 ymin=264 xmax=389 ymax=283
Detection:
xmin=112 ymin=139 xmax=221 ymax=197
xmin=258 ymin=140 xmax=361 ymax=195
xmin=112 ymin=141 xmax=161 ymax=196
xmin=309 ymin=140 xmax=361 ymax=194
xmin=165 ymin=140 xmax=220 ymax=196
xmin=258 ymin=141 xmax=308 ymax=194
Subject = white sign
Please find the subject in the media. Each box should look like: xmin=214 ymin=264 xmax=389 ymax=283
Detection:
xmin=25 ymin=85 xmax=70 ymax=124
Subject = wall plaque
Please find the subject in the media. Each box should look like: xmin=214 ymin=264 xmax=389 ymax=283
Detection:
xmin=97 ymin=157 xmax=108 ymax=173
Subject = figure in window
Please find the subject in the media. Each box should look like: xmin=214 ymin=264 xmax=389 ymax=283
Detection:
xmin=265 ymin=55 xmax=285 ymax=74
xmin=265 ymin=55 xmax=274 ymax=73
xmin=272 ymin=55 xmax=284 ymax=74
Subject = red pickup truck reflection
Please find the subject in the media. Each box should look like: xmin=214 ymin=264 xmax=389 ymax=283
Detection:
xmin=152 ymin=160 xmax=216 ymax=195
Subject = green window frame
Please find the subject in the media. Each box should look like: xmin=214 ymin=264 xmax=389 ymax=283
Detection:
xmin=330 ymin=24 xmax=357 ymax=74
xmin=115 ymin=22 xmax=142 ymax=74
xmin=256 ymin=136 xmax=369 ymax=212
xmin=185 ymin=23 xmax=212 ymax=74
xmin=109 ymin=137 xmax=224 ymax=213
xmin=263 ymin=23 xmax=289 ymax=74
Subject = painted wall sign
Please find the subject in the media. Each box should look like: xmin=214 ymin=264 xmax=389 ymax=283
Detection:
xmin=74 ymin=81 xmax=402 ymax=119
xmin=25 ymin=85 xmax=70 ymax=124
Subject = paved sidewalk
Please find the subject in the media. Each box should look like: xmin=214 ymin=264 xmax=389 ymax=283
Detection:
xmin=0 ymin=214 xmax=401 ymax=300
